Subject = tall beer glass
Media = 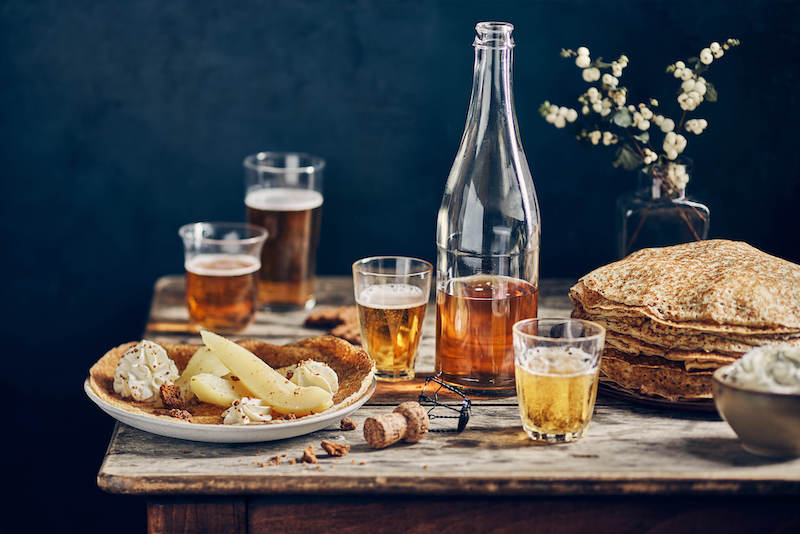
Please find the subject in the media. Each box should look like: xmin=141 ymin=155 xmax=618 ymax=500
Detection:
xmin=179 ymin=222 xmax=267 ymax=332
xmin=353 ymin=257 xmax=433 ymax=381
xmin=244 ymin=152 xmax=324 ymax=311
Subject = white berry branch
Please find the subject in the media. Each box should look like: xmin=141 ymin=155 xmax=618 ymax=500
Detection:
xmin=540 ymin=39 xmax=741 ymax=188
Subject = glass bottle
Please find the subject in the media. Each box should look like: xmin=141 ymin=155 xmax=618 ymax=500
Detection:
xmin=435 ymin=22 xmax=540 ymax=397
xmin=616 ymin=159 xmax=710 ymax=258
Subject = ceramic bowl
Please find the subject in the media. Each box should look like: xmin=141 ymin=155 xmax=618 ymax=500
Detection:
xmin=712 ymin=366 xmax=800 ymax=457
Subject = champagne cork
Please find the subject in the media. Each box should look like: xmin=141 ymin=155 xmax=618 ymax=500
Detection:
xmin=363 ymin=401 xmax=429 ymax=449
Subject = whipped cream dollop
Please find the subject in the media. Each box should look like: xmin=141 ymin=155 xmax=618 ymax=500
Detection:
xmin=222 ymin=397 xmax=273 ymax=425
xmin=285 ymin=360 xmax=339 ymax=394
xmin=113 ymin=340 xmax=179 ymax=401
xmin=724 ymin=345 xmax=800 ymax=394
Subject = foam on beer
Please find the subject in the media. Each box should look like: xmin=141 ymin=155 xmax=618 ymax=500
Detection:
xmin=185 ymin=254 xmax=260 ymax=277
xmin=357 ymin=284 xmax=427 ymax=309
xmin=517 ymin=347 xmax=595 ymax=376
xmin=245 ymin=187 xmax=324 ymax=212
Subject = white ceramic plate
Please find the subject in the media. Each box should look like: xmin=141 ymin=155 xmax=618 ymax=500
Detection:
xmin=84 ymin=378 xmax=376 ymax=443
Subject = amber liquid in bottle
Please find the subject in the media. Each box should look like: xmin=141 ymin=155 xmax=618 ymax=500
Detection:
xmin=435 ymin=22 xmax=540 ymax=396
xmin=436 ymin=275 xmax=538 ymax=394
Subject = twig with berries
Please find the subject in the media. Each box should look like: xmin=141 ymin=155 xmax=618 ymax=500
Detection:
xmin=540 ymin=39 xmax=740 ymax=192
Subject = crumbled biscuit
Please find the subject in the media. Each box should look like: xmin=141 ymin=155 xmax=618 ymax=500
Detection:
xmin=298 ymin=444 xmax=318 ymax=464
xmin=160 ymin=383 xmax=184 ymax=410
xmin=331 ymin=322 xmax=361 ymax=345
xmin=340 ymin=417 xmax=358 ymax=431
xmin=304 ymin=306 xmax=355 ymax=327
xmin=167 ymin=409 xmax=192 ymax=422
xmin=305 ymin=306 xmax=361 ymax=344
xmin=320 ymin=440 xmax=350 ymax=457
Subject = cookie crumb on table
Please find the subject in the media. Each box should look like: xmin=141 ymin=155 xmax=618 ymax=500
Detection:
xmin=321 ymin=439 xmax=350 ymax=457
xmin=340 ymin=417 xmax=358 ymax=431
xmin=298 ymin=444 xmax=318 ymax=464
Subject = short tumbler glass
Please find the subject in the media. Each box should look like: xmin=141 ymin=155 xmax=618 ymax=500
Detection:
xmin=353 ymin=256 xmax=433 ymax=381
xmin=512 ymin=318 xmax=605 ymax=443
xmin=179 ymin=222 xmax=267 ymax=333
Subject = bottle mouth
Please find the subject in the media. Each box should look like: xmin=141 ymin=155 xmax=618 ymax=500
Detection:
xmin=474 ymin=21 xmax=514 ymax=49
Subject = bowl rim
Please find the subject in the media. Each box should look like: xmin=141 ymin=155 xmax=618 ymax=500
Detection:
xmin=712 ymin=365 xmax=800 ymax=398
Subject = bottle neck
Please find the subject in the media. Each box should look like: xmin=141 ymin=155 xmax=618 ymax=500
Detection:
xmin=464 ymin=28 xmax=518 ymax=147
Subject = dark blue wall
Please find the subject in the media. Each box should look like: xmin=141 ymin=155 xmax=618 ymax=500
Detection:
xmin=2 ymin=1 xmax=799 ymax=532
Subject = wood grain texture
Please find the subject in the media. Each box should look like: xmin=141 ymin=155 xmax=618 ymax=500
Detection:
xmin=246 ymin=495 xmax=800 ymax=534
xmin=96 ymin=276 xmax=800 ymax=500
xmin=98 ymin=400 xmax=800 ymax=496
xmin=148 ymin=499 xmax=246 ymax=534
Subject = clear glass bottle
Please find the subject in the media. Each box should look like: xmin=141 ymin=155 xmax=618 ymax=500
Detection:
xmin=435 ymin=22 xmax=540 ymax=397
xmin=616 ymin=159 xmax=710 ymax=258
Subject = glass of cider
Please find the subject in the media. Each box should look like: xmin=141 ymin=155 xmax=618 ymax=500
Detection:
xmin=179 ymin=222 xmax=267 ymax=333
xmin=353 ymin=257 xmax=433 ymax=381
xmin=243 ymin=152 xmax=325 ymax=312
xmin=512 ymin=318 xmax=605 ymax=443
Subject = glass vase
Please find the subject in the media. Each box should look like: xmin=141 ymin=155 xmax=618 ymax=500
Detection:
xmin=616 ymin=159 xmax=710 ymax=258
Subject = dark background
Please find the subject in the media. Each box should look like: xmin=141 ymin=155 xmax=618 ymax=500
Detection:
xmin=2 ymin=1 xmax=798 ymax=532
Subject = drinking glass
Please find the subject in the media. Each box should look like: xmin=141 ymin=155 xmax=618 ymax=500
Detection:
xmin=512 ymin=318 xmax=605 ymax=442
xmin=353 ymin=257 xmax=433 ymax=381
xmin=244 ymin=152 xmax=325 ymax=311
xmin=179 ymin=222 xmax=267 ymax=332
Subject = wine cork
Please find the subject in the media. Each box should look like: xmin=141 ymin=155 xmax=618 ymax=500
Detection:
xmin=363 ymin=401 xmax=429 ymax=449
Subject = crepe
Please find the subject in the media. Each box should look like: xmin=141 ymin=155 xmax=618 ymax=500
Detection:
xmin=571 ymin=240 xmax=800 ymax=402
xmin=88 ymin=336 xmax=374 ymax=424
xmin=574 ymin=240 xmax=800 ymax=332
xmin=600 ymin=348 xmax=714 ymax=401
xmin=573 ymin=301 xmax=800 ymax=354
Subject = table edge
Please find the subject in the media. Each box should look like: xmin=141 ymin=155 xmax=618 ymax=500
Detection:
xmin=97 ymin=472 xmax=800 ymax=497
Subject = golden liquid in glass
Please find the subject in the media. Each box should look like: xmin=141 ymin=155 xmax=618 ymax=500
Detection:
xmin=515 ymin=360 xmax=599 ymax=442
xmin=356 ymin=284 xmax=427 ymax=380
xmin=185 ymin=254 xmax=259 ymax=332
xmin=245 ymin=188 xmax=322 ymax=310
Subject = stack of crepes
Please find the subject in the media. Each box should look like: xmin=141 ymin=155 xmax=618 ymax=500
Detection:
xmin=570 ymin=240 xmax=800 ymax=402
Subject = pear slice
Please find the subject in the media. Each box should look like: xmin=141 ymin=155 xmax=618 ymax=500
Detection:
xmin=190 ymin=373 xmax=241 ymax=407
xmin=175 ymin=347 xmax=231 ymax=401
xmin=200 ymin=330 xmax=333 ymax=416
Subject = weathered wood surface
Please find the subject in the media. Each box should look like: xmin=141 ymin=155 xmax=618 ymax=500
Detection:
xmin=97 ymin=276 xmax=800 ymax=498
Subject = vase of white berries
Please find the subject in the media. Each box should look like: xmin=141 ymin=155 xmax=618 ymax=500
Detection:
xmin=540 ymin=39 xmax=740 ymax=257
xmin=617 ymin=157 xmax=710 ymax=257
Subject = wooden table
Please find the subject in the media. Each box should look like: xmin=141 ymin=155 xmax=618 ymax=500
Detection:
xmin=97 ymin=276 xmax=800 ymax=534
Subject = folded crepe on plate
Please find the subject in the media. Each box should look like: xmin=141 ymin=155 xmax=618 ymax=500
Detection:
xmin=89 ymin=335 xmax=374 ymax=424
xmin=570 ymin=240 xmax=800 ymax=402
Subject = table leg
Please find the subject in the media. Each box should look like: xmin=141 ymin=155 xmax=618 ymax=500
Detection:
xmin=148 ymin=498 xmax=246 ymax=534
